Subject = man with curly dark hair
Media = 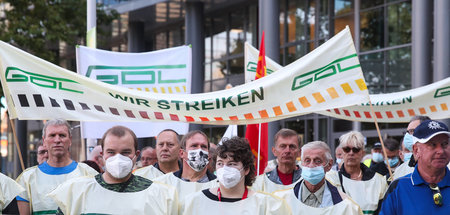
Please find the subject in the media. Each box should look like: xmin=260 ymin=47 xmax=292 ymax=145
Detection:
xmin=181 ymin=137 xmax=290 ymax=214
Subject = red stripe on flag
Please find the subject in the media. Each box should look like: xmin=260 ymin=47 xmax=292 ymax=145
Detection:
xmin=364 ymin=112 xmax=372 ymax=118
xmin=199 ymin=117 xmax=209 ymax=121
xmin=139 ymin=111 xmax=150 ymax=119
xmin=229 ymin=116 xmax=239 ymax=121
xmin=185 ymin=116 xmax=195 ymax=122
xmin=154 ymin=112 xmax=164 ymax=119
xmin=353 ymin=111 xmax=361 ymax=118
xmin=214 ymin=117 xmax=223 ymax=121
xmin=170 ymin=114 xmax=179 ymax=121
xmin=125 ymin=110 xmax=135 ymax=118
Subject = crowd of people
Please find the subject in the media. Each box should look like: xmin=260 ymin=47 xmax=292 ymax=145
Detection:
xmin=0 ymin=116 xmax=449 ymax=214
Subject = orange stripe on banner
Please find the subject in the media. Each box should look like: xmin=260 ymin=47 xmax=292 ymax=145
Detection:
xmin=229 ymin=116 xmax=239 ymax=121
xmin=244 ymin=113 xmax=254 ymax=119
xmin=286 ymin=101 xmax=297 ymax=112
xmin=355 ymin=79 xmax=367 ymax=91
xmin=419 ymin=107 xmax=426 ymax=115
xmin=375 ymin=112 xmax=382 ymax=119
xmin=341 ymin=83 xmax=354 ymax=94
xmin=273 ymin=106 xmax=283 ymax=116
xmin=386 ymin=111 xmax=394 ymax=118
xmin=408 ymin=109 xmax=415 ymax=116
xmin=441 ymin=103 xmax=448 ymax=111
xmin=364 ymin=112 xmax=372 ymax=118
xmin=214 ymin=117 xmax=223 ymax=121
xmin=312 ymin=92 xmax=325 ymax=103
xmin=327 ymin=87 xmax=339 ymax=99
xmin=397 ymin=110 xmax=405 ymax=117
xmin=430 ymin=105 xmax=437 ymax=112
xmin=353 ymin=111 xmax=361 ymax=118
xmin=299 ymin=97 xmax=311 ymax=108
xmin=259 ymin=110 xmax=269 ymax=118
xmin=199 ymin=117 xmax=209 ymax=121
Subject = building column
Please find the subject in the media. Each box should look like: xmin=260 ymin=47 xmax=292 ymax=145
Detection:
xmin=185 ymin=0 xmax=204 ymax=131
xmin=434 ymin=0 xmax=450 ymax=126
xmin=15 ymin=119 xmax=27 ymax=174
xmin=434 ymin=0 xmax=450 ymax=81
xmin=412 ymin=0 xmax=433 ymax=87
xmin=128 ymin=21 xmax=146 ymax=52
xmin=259 ymin=0 xmax=280 ymax=159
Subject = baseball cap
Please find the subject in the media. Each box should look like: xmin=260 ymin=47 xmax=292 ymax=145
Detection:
xmin=412 ymin=120 xmax=450 ymax=144
xmin=373 ymin=142 xmax=382 ymax=149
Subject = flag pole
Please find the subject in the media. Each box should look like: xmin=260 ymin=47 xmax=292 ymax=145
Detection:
xmin=257 ymin=123 xmax=261 ymax=175
xmin=7 ymin=112 xmax=25 ymax=171
xmin=368 ymin=101 xmax=393 ymax=179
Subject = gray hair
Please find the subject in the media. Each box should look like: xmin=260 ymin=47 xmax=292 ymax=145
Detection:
xmin=410 ymin=115 xmax=430 ymax=123
xmin=301 ymin=141 xmax=332 ymax=162
xmin=339 ymin=131 xmax=365 ymax=149
xmin=42 ymin=119 xmax=71 ymax=137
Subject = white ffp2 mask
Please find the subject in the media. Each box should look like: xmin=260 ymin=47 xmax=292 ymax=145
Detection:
xmin=105 ymin=153 xmax=134 ymax=179
xmin=216 ymin=165 xmax=243 ymax=189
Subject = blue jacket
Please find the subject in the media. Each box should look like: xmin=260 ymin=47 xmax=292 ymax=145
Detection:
xmin=380 ymin=166 xmax=450 ymax=214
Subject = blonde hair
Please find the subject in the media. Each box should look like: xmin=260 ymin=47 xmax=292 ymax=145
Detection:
xmin=339 ymin=131 xmax=365 ymax=149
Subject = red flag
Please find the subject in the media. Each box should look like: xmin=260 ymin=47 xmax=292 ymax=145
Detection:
xmin=245 ymin=31 xmax=268 ymax=175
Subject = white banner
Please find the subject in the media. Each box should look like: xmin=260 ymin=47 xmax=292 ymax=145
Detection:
xmin=245 ymin=43 xmax=450 ymax=122
xmin=76 ymin=46 xmax=191 ymax=138
xmin=0 ymin=27 xmax=369 ymax=125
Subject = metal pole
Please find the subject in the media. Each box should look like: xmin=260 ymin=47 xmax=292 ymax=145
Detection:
xmin=87 ymin=0 xmax=97 ymax=48
xmin=185 ymin=1 xmax=205 ymax=131
xmin=412 ymin=0 xmax=433 ymax=87
xmin=259 ymin=0 xmax=280 ymax=159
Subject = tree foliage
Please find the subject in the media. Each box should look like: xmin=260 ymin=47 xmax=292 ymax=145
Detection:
xmin=0 ymin=0 xmax=118 ymax=64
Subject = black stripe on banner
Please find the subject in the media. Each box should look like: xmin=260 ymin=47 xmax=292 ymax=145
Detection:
xmin=63 ymin=99 xmax=75 ymax=110
xmin=49 ymin=97 xmax=60 ymax=107
xmin=33 ymin=94 xmax=44 ymax=107
xmin=18 ymin=94 xmax=29 ymax=107
xmin=94 ymin=105 xmax=104 ymax=112
xmin=79 ymin=102 xmax=90 ymax=110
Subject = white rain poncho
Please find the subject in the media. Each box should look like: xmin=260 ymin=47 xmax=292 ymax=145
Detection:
xmin=134 ymin=165 xmax=164 ymax=180
xmin=252 ymin=173 xmax=302 ymax=193
xmin=181 ymin=189 xmax=292 ymax=215
xmin=1 ymin=173 xmax=24 ymax=210
xmin=48 ymin=176 xmax=178 ymax=215
xmin=15 ymin=162 xmax=98 ymax=214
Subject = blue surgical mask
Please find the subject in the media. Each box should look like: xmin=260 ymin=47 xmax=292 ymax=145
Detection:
xmin=372 ymin=152 xmax=384 ymax=163
xmin=301 ymin=165 xmax=325 ymax=185
xmin=385 ymin=156 xmax=399 ymax=167
xmin=403 ymin=133 xmax=414 ymax=151
xmin=336 ymin=158 xmax=342 ymax=164
xmin=403 ymin=152 xmax=413 ymax=163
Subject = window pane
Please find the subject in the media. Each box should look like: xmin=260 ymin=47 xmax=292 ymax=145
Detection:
xmin=205 ymin=36 xmax=212 ymax=63
xmin=319 ymin=0 xmax=330 ymax=39
xmin=212 ymin=16 xmax=227 ymax=59
xmin=387 ymin=46 xmax=411 ymax=92
xmin=230 ymin=56 xmax=244 ymax=75
xmin=360 ymin=8 xmax=384 ymax=52
xmin=287 ymin=0 xmax=307 ymax=42
xmin=286 ymin=44 xmax=306 ymax=64
xmin=205 ymin=62 xmax=211 ymax=81
xmin=334 ymin=14 xmax=354 ymax=36
xmin=230 ymin=11 xmax=244 ymax=56
xmin=212 ymin=61 xmax=226 ymax=80
xmin=307 ymin=0 xmax=316 ymax=41
xmin=360 ymin=52 xmax=384 ymax=94
xmin=360 ymin=0 xmax=383 ymax=10
xmin=334 ymin=0 xmax=353 ymax=15
xmin=388 ymin=2 xmax=412 ymax=47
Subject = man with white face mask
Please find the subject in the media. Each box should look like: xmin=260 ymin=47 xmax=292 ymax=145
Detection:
xmin=182 ymin=137 xmax=291 ymax=214
xmin=370 ymin=138 xmax=402 ymax=181
xmin=154 ymin=130 xmax=218 ymax=202
xmin=274 ymin=141 xmax=361 ymax=214
xmin=16 ymin=119 xmax=98 ymax=215
xmin=48 ymin=126 xmax=178 ymax=214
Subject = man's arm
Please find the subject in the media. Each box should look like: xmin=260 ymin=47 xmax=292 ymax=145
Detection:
xmin=379 ymin=179 xmax=400 ymax=215
xmin=17 ymin=200 xmax=30 ymax=215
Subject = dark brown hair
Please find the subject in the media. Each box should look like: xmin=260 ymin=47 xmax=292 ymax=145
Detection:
xmin=100 ymin=126 xmax=138 ymax=151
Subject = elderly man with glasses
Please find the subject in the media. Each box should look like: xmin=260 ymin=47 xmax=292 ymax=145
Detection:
xmin=327 ymin=131 xmax=388 ymax=215
xmin=380 ymin=120 xmax=450 ymax=214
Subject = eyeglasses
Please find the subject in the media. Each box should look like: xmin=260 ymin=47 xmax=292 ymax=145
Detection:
xmin=429 ymin=183 xmax=443 ymax=207
xmin=38 ymin=150 xmax=48 ymax=155
xmin=342 ymin=147 xmax=361 ymax=153
xmin=405 ymin=129 xmax=415 ymax=135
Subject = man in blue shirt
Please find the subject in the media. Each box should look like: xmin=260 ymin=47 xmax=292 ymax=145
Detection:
xmin=380 ymin=120 xmax=450 ymax=214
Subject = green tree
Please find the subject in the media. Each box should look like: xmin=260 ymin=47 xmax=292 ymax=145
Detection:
xmin=0 ymin=0 xmax=117 ymax=64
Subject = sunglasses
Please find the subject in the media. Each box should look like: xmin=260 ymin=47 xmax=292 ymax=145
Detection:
xmin=342 ymin=147 xmax=361 ymax=153
xmin=429 ymin=183 xmax=443 ymax=207
xmin=403 ymin=129 xmax=415 ymax=135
